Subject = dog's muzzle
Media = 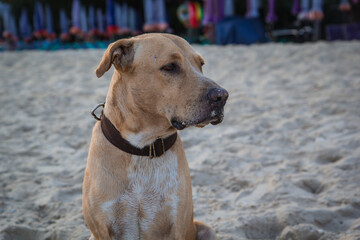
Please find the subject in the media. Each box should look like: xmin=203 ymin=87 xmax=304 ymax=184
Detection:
xmin=207 ymin=87 xmax=229 ymax=107
xmin=206 ymin=87 xmax=228 ymax=125
xmin=171 ymin=87 xmax=228 ymax=130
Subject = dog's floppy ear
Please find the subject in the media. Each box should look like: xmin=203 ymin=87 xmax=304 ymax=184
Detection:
xmin=95 ymin=39 xmax=135 ymax=78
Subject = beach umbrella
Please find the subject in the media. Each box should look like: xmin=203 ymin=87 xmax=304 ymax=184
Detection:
xmin=106 ymin=0 xmax=118 ymax=34
xmin=88 ymin=6 xmax=96 ymax=31
xmin=121 ymin=3 xmax=129 ymax=30
xmin=60 ymin=9 xmax=69 ymax=34
xmin=154 ymin=0 xmax=166 ymax=24
xmin=9 ymin=14 xmax=18 ymax=37
xmin=20 ymin=8 xmax=32 ymax=39
xmin=96 ymin=9 xmax=104 ymax=32
xmin=80 ymin=6 xmax=88 ymax=33
xmin=60 ymin=9 xmax=71 ymax=41
xmin=1 ymin=3 xmax=18 ymax=43
xmin=129 ymin=7 xmax=136 ymax=32
xmin=72 ymin=0 xmax=81 ymax=31
xmin=34 ymin=1 xmax=45 ymax=34
xmin=106 ymin=0 xmax=115 ymax=26
xmin=1 ymin=3 xmax=11 ymax=33
xmin=114 ymin=3 xmax=122 ymax=29
xmin=266 ymin=0 xmax=278 ymax=23
xmin=114 ymin=3 xmax=129 ymax=34
xmin=45 ymin=5 xmax=54 ymax=35
xmin=246 ymin=0 xmax=260 ymax=18
xmin=143 ymin=0 xmax=154 ymax=27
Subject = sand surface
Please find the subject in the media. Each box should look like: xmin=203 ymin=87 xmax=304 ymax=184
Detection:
xmin=1 ymin=41 xmax=360 ymax=240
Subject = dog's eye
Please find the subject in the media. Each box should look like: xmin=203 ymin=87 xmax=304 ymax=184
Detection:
xmin=161 ymin=63 xmax=177 ymax=72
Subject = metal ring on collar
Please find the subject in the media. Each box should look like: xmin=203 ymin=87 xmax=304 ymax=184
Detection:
xmin=91 ymin=103 xmax=105 ymax=121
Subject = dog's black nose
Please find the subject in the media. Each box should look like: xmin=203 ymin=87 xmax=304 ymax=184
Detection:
xmin=207 ymin=88 xmax=229 ymax=105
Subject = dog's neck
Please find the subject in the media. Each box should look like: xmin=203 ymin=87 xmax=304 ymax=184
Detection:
xmin=103 ymin=72 xmax=176 ymax=148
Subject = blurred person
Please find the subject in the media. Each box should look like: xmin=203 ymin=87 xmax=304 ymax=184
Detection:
xmin=143 ymin=0 xmax=168 ymax=32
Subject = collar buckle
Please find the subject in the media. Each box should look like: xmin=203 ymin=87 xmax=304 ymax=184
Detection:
xmin=149 ymin=143 xmax=155 ymax=158
xmin=91 ymin=103 xmax=105 ymax=121
xmin=149 ymin=138 xmax=166 ymax=159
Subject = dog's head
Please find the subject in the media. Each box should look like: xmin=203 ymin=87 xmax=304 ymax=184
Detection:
xmin=96 ymin=33 xmax=228 ymax=131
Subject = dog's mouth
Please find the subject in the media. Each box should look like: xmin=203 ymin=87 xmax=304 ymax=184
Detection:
xmin=171 ymin=108 xmax=224 ymax=130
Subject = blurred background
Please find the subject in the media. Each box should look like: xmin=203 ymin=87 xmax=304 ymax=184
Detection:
xmin=0 ymin=0 xmax=359 ymax=51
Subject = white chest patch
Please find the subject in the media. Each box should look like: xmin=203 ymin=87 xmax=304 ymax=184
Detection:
xmin=102 ymin=150 xmax=179 ymax=239
xmin=126 ymin=132 xmax=145 ymax=148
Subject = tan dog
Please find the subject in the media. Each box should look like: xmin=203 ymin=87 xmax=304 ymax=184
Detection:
xmin=83 ymin=33 xmax=228 ymax=240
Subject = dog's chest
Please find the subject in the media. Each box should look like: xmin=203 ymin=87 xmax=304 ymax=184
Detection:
xmin=102 ymin=150 xmax=179 ymax=239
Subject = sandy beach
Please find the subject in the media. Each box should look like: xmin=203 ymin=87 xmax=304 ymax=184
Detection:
xmin=1 ymin=41 xmax=360 ymax=240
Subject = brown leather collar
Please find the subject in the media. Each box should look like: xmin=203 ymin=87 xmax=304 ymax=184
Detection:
xmin=100 ymin=113 xmax=177 ymax=158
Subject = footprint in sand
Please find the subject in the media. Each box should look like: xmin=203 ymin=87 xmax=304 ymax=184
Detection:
xmin=295 ymin=178 xmax=326 ymax=195
xmin=225 ymin=177 xmax=249 ymax=192
xmin=316 ymin=150 xmax=343 ymax=165
xmin=0 ymin=226 xmax=45 ymax=240
xmin=279 ymin=223 xmax=327 ymax=240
